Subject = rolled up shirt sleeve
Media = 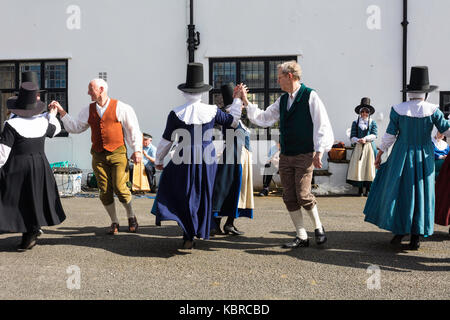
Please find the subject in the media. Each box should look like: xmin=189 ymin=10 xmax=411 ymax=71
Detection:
xmin=60 ymin=106 xmax=91 ymax=134
xmin=309 ymin=91 xmax=334 ymax=153
xmin=228 ymin=98 xmax=243 ymax=128
xmin=155 ymin=138 xmax=173 ymax=166
xmin=245 ymin=99 xmax=280 ymax=128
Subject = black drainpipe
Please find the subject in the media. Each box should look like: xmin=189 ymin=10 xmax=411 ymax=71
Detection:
xmin=187 ymin=0 xmax=200 ymax=63
xmin=401 ymin=0 xmax=408 ymax=101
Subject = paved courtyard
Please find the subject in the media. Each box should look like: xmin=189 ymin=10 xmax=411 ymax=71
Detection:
xmin=0 ymin=193 xmax=449 ymax=300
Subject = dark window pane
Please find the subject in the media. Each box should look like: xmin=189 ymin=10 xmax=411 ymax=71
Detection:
xmin=45 ymin=62 xmax=66 ymax=88
xmin=47 ymin=92 xmax=67 ymax=111
xmin=212 ymin=62 xmax=236 ymax=89
xmin=20 ymin=63 xmax=41 ymax=88
xmin=240 ymin=61 xmax=264 ymax=88
xmin=269 ymin=92 xmax=283 ymax=105
xmin=0 ymin=63 xmax=16 ymax=89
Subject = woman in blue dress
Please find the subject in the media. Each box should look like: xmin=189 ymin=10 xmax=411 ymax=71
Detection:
xmin=346 ymin=97 xmax=378 ymax=196
xmin=211 ymin=83 xmax=254 ymax=236
xmin=364 ymin=66 xmax=450 ymax=250
xmin=151 ymin=63 xmax=242 ymax=249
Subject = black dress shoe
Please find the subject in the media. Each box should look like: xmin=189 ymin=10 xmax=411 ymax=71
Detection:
xmin=390 ymin=234 xmax=405 ymax=245
xmin=182 ymin=240 xmax=195 ymax=249
xmin=409 ymin=235 xmax=420 ymax=250
xmin=17 ymin=230 xmax=41 ymax=251
xmin=282 ymin=237 xmax=309 ymax=248
xmin=314 ymin=227 xmax=327 ymax=245
xmin=223 ymin=224 xmax=244 ymax=235
xmin=258 ymin=189 xmax=269 ymax=197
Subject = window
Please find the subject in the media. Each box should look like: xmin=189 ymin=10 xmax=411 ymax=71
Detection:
xmin=209 ymin=56 xmax=297 ymax=139
xmin=439 ymin=91 xmax=450 ymax=119
xmin=0 ymin=60 xmax=68 ymax=136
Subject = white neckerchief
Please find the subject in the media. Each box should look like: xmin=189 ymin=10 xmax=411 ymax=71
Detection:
xmin=173 ymin=92 xmax=217 ymax=125
xmin=358 ymin=117 xmax=370 ymax=131
xmin=393 ymin=99 xmax=438 ymax=118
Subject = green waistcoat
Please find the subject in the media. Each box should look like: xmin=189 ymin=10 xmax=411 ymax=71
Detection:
xmin=279 ymin=83 xmax=314 ymax=156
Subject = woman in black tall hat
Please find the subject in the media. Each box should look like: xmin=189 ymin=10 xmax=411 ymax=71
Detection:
xmin=363 ymin=66 xmax=450 ymax=250
xmin=0 ymin=82 xmax=66 ymax=251
xmin=150 ymin=63 xmax=242 ymax=249
xmin=346 ymin=97 xmax=378 ymax=196
xmin=210 ymin=83 xmax=254 ymax=236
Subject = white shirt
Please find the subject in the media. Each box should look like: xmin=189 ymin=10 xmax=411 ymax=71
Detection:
xmin=61 ymin=98 xmax=142 ymax=153
xmin=245 ymin=85 xmax=334 ymax=153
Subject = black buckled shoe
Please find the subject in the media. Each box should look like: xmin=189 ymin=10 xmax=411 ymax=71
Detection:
xmin=282 ymin=237 xmax=309 ymax=248
xmin=314 ymin=227 xmax=327 ymax=245
xmin=409 ymin=235 xmax=420 ymax=250
xmin=223 ymin=224 xmax=244 ymax=236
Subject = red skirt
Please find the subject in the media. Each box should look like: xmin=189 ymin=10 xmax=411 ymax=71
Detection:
xmin=435 ymin=156 xmax=450 ymax=226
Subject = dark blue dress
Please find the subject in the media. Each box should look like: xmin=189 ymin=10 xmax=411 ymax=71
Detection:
xmin=151 ymin=109 xmax=234 ymax=241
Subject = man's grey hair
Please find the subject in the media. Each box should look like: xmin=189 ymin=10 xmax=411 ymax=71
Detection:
xmin=278 ymin=60 xmax=302 ymax=80
xmin=90 ymin=78 xmax=108 ymax=92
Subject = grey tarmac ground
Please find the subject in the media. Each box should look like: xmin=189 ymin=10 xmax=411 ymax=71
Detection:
xmin=0 ymin=192 xmax=449 ymax=300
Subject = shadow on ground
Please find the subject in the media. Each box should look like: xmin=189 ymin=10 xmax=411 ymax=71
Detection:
xmin=0 ymin=225 xmax=448 ymax=272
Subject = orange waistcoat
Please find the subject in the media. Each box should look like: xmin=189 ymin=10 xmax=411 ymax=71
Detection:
xmin=88 ymin=99 xmax=125 ymax=152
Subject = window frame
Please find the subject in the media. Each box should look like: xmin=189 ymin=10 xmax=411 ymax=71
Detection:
xmin=439 ymin=91 xmax=450 ymax=119
xmin=209 ymin=56 xmax=297 ymax=140
xmin=0 ymin=59 xmax=69 ymax=136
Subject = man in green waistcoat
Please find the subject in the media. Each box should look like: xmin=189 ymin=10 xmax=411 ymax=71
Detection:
xmin=241 ymin=61 xmax=334 ymax=248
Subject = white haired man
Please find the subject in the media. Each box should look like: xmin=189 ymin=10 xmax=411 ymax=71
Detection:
xmin=50 ymin=79 xmax=143 ymax=235
xmin=240 ymin=61 xmax=334 ymax=248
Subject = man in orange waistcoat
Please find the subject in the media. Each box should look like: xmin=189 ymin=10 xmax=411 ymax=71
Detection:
xmin=50 ymin=79 xmax=142 ymax=235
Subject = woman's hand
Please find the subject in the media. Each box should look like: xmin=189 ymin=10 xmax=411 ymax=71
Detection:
xmin=374 ymin=150 xmax=384 ymax=169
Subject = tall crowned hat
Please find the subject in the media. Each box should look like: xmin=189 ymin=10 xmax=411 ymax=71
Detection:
xmin=7 ymin=82 xmax=46 ymax=117
xmin=402 ymin=66 xmax=438 ymax=93
xmin=220 ymin=83 xmax=235 ymax=107
xmin=355 ymin=97 xmax=375 ymax=115
xmin=178 ymin=63 xmax=212 ymax=93
xmin=21 ymin=71 xmax=46 ymax=93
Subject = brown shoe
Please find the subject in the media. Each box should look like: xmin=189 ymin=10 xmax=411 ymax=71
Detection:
xmin=128 ymin=217 xmax=138 ymax=233
xmin=108 ymin=223 xmax=120 ymax=235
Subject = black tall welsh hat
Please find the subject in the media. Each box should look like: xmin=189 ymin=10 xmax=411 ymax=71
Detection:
xmin=21 ymin=71 xmax=46 ymax=92
xmin=221 ymin=83 xmax=235 ymax=107
xmin=402 ymin=66 xmax=438 ymax=93
xmin=355 ymin=97 xmax=375 ymax=115
xmin=7 ymin=82 xmax=46 ymax=117
xmin=178 ymin=63 xmax=212 ymax=93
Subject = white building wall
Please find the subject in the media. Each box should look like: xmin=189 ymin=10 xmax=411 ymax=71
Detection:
xmin=1 ymin=0 xmax=450 ymax=187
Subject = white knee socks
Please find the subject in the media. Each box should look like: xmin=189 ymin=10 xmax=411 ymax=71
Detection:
xmin=288 ymin=209 xmax=308 ymax=240
xmin=122 ymin=201 xmax=135 ymax=219
xmin=104 ymin=202 xmax=119 ymax=224
xmin=305 ymin=205 xmax=323 ymax=232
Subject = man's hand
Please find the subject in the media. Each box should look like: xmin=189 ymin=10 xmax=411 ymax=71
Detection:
xmin=313 ymin=152 xmax=323 ymax=169
xmin=131 ymin=151 xmax=142 ymax=164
